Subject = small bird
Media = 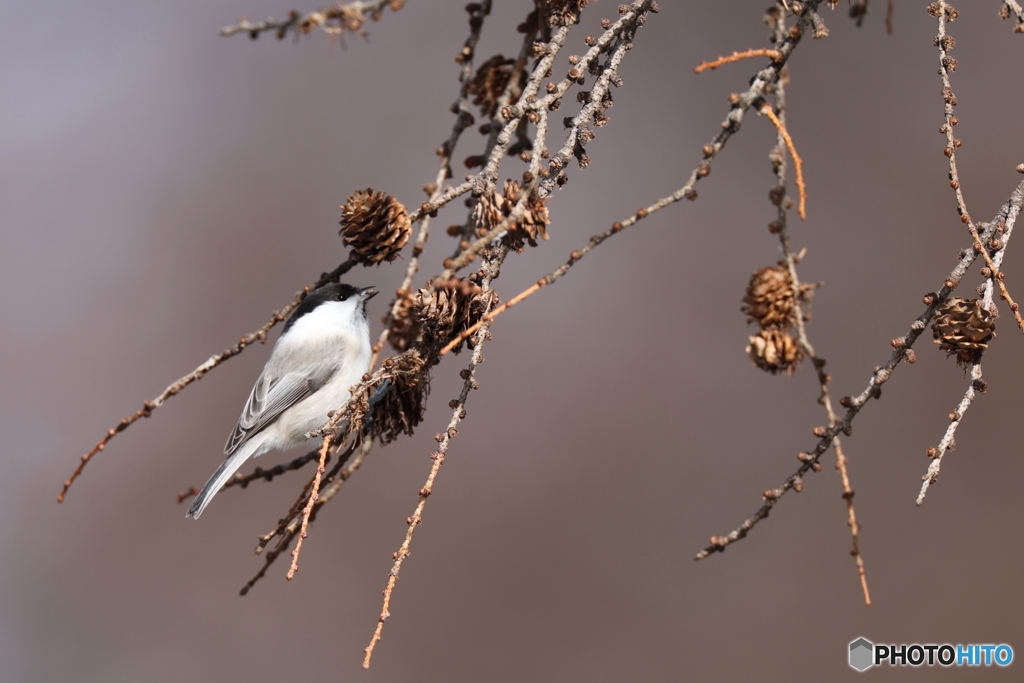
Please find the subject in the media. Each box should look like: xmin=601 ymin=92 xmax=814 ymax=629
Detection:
xmin=187 ymin=282 xmax=376 ymax=519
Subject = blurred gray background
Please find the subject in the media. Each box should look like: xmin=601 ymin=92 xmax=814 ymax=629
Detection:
xmin=3 ymin=1 xmax=1024 ymax=680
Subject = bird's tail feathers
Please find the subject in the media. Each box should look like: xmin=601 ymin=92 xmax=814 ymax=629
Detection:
xmin=186 ymin=435 xmax=268 ymax=520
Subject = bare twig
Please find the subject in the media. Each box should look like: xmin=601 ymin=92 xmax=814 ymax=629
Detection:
xmin=536 ymin=30 xmax=636 ymax=197
xmin=240 ymin=527 xmax=299 ymax=596
xmin=285 ymin=438 xmax=331 ymax=580
xmin=833 ymin=439 xmax=870 ymax=603
xmin=760 ymin=103 xmax=807 ymax=220
xmin=693 ymin=48 xmax=782 ymax=73
xmin=933 ymin=2 xmax=969 ymax=222
xmin=219 ymin=0 xmax=404 ymax=39
xmin=917 ymin=363 xmax=985 ymax=505
xmin=319 ymin=434 xmax=374 ymax=501
xmin=57 ymin=261 xmax=355 ymax=503
xmin=254 ymin=472 xmax=321 ymax=557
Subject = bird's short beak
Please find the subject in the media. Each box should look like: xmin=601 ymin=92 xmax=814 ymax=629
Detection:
xmin=360 ymin=286 xmax=378 ymax=300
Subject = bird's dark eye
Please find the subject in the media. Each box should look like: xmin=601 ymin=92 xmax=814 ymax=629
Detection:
xmin=337 ymin=292 xmax=348 ymax=301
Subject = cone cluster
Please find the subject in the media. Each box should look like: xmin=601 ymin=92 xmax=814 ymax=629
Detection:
xmin=366 ymin=279 xmax=495 ymax=444
xmin=416 ymin=278 xmax=496 ymax=354
xmin=743 ymin=263 xmax=807 ymax=374
xmin=339 ymin=189 xmax=411 ymax=265
xmin=472 ymin=180 xmax=550 ymax=251
xmin=931 ymin=297 xmax=995 ymax=367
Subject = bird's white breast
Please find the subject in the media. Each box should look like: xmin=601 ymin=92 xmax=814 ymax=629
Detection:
xmin=261 ymin=299 xmax=371 ymax=448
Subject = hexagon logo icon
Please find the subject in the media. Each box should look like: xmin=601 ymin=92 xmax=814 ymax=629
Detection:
xmin=849 ymin=637 xmax=874 ymax=671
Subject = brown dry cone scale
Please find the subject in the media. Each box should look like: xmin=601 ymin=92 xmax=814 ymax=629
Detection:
xmin=472 ymin=179 xmax=550 ymax=252
xmin=339 ymin=189 xmax=412 ymax=265
xmin=416 ymin=278 xmax=496 ymax=354
xmin=747 ymin=328 xmax=804 ymax=375
xmin=931 ymin=297 xmax=996 ymax=368
xmin=742 ymin=264 xmax=800 ymax=330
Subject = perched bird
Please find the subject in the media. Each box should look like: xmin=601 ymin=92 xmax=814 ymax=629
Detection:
xmin=187 ymin=283 xmax=376 ymax=519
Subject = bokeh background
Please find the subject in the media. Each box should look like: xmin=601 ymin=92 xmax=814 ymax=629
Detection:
xmin=3 ymin=1 xmax=1024 ymax=680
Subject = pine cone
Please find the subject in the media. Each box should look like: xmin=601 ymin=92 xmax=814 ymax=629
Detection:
xmin=742 ymin=265 xmax=798 ymax=329
xmin=467 ymin=55 xmax=515 ymax=118
xmin=386 ymin=289 xmax=421 ymax=352
xmin=932 ymin=297 xmax=995 ymax=367
xmin=339 ymin=189 xmax=411 ymax=265
xmin=369 ymin=352 xmax=430 ymax=444
xmin=471 ymin=180 xmax=550 ymax=251
xmin=416 ymin=278 xmax=495 ymax=354
xmin=747 ymin=328 xmax=803 ymax=375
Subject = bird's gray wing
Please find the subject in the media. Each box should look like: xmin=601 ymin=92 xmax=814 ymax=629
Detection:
xmin=224 ymin=365 xmax=335 ymax=454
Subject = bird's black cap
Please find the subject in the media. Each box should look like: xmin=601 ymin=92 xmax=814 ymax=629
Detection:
xmin=282 ymin=283 xmax=367 ymax=333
